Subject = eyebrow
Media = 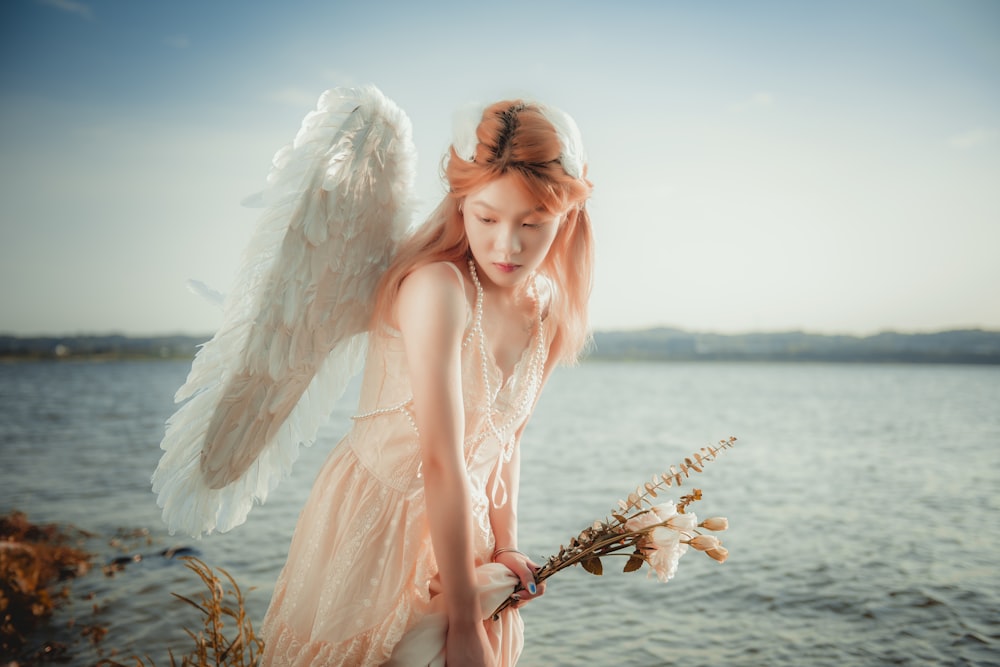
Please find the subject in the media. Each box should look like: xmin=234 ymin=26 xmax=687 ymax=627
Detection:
xmin=467 ymin=199 xmax=547 ymax=214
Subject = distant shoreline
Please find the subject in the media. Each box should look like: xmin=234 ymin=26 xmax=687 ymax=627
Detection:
xmin=589 ymin=327 xmax=1000 ymax=364
xmin=4 ymin=329 xmax=1000 ymax=365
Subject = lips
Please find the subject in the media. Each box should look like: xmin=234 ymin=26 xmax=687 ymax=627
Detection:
xmin=494 ymin=262 xmax=520 ymax=273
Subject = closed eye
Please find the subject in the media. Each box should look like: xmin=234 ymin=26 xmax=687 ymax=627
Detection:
xmin=523 ymin=217 xmax=554 ymax=229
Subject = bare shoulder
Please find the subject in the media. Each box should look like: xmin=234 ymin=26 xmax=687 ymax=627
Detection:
xmin=396 ymin=262 xmax=468 ymax=335
xmin=399 ymin=262 xmax=465 ymax=302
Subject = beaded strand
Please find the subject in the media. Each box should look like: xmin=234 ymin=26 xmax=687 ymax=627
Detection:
xmin=467 ymin=260 xmax=547 ymax=504
xmin=352 ymin=399 xmax=420 ymax=438
xmin=352 ymin=261 xmax=549 ymax=494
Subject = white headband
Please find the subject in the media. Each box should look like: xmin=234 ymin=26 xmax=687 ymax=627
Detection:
xmin=451 ymin=101 xmax=585 ymax=179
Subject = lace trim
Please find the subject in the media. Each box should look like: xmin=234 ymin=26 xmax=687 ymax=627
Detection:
xmin=352 ymin=399 xmax=419 ymax=438
xmin=263 ymin=564 xmax=432 ymax=667
xmin=263 ymin=619 xmax=398 ymax=667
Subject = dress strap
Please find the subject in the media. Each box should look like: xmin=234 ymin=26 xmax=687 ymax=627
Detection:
xmin=442 ymin=261 xmax=474 ymax=330
xmin=443 ymin=261 xmax=465 ymax=288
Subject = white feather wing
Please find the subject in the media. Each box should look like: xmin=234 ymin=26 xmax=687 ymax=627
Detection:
xmin=152 ymin=85 xmax=416 ymax=537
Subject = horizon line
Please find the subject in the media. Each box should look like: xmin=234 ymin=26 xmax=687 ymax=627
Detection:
xmin=3 ymin=325 xmax=999 ymax=339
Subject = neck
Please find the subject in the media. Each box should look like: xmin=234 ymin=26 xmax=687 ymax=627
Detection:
xmin=469 ymin=259 xmax=532 ymax=306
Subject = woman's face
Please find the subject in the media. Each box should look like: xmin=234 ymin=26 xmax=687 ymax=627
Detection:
xmin=462 ymin=172 xmax=561 ymax=292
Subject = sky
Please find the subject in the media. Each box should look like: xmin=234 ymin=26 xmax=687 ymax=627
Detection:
xmin=1 ymin=0 xmax=998 ymax=336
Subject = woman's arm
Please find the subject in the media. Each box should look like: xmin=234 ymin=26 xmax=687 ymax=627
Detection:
xmin=488 ymin=428 xmax=545 ymax=605
xmin=488 ymin=360 xmax=557 ymax=606
xmin=489 ymin=434 xmax=521 ymax=554
xmin=396 ymin=263 xmax=493 ymax=666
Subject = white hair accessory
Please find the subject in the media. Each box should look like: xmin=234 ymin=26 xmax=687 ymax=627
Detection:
xmin=451 ymin=102 xmax=484 ymax=162
xmin=450 ymin=100 xmax=586 ymax=179
xmin=537 ymin=104 xmax=585 ymax=179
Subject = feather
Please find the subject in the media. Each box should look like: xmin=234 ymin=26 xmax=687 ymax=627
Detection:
xmin=152 ymin=85 xmax=416 ymax=537
xmin=186 ymin=280 xmax=225 ymax=309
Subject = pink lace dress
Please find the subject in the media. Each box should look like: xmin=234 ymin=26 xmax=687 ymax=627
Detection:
xmin=260 ymin=263 xmax=547 ymax=666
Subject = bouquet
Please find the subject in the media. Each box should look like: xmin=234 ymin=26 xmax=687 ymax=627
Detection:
xmin=493 ymin=437 xmax=738 ymax=618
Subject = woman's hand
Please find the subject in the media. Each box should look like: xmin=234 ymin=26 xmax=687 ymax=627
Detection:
xmin=446 ymin=619 xmax=496 ymax=667
xmin=494 ymin=550 xmax=546 ymax=607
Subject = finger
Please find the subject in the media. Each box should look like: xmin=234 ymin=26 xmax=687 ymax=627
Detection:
xmin=496 ymin=552 xmax=539 ymax=598
xmin=523 ymin=575 xmax=544 ymax=599
xmin=515 ymin=567 xmax=537 ymax=597
xmin=520 ymin=571 xmax=538 ymax=599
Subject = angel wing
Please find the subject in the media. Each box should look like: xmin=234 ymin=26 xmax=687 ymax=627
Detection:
xmin=152 ymin=85 xmax=416 ymax=537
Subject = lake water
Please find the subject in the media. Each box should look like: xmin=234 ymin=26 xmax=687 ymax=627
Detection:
xmin=1 ymin=359 xmax=998 ymax=666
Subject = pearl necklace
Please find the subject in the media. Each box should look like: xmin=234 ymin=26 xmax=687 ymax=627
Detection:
xmin=467 ymin=259 xmax=547 ymax=505
xmin=353 ymin=261 xmax=548 ymax=503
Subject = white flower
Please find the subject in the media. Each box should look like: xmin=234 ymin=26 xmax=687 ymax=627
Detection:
xmin=650 ymin=501 xmax=677 ymax=523
xmin=624 ymin=510 xmax=660 ymax=533
xmin=642 ymin=526 xmax=689 ymax=583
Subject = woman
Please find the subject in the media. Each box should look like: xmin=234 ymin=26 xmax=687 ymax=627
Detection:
xmin=153 ymin=87 xmax=592 ymax=666
xmin=260 ymin=98 xmax=593 ymax=666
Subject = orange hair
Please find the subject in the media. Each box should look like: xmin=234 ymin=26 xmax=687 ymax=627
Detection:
xmin=372 ymin=100 xmax=594 ymax=366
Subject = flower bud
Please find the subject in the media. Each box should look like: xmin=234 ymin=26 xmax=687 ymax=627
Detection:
xmin=666 ymin=513 xmax=697 ymax=531
xmin=705 ymin=546 xmax=729 ymax=563
xmin=686 ymin=535 xmax=721 ymax=552
xmin=699 ymin=517 xmax=729 ymax=531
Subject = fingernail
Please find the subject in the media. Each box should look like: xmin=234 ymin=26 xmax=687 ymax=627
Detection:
xmin=528 ymin=582 xmax=537 ymax=594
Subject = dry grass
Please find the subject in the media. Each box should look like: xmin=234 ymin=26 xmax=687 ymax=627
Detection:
xmin=0 ymin=511 xmax=93 ymax=657
xmin=97 ymin=557 xmax=263 ymax=667
xmin=1 ymin=512 xmax=263 ymax=666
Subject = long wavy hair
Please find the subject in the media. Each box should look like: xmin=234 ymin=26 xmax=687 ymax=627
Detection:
xmin=371 ymin=100 xmax=594 ymax=366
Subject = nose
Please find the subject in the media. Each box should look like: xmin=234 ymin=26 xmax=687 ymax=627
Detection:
xmin=496 ymin=222 xmax=522 ymax=255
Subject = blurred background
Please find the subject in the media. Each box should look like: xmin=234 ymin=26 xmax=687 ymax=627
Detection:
xmin=1 ymin=2 xmax=998 ymax=666
xmin=1 ymin=0 xmax=998 ymax=338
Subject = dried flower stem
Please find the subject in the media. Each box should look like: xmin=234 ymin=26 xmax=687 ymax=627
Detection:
xmin=491 ymin=438 xmax=737 ymax=619
xmin=614 ymin=437 xmax=737 ymax=518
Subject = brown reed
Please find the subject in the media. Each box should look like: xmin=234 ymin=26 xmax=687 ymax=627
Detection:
xmin=0 ymin=511 xmax=93 ymax=656
xmin=97 ymin=557 xmax=263 ymax=667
